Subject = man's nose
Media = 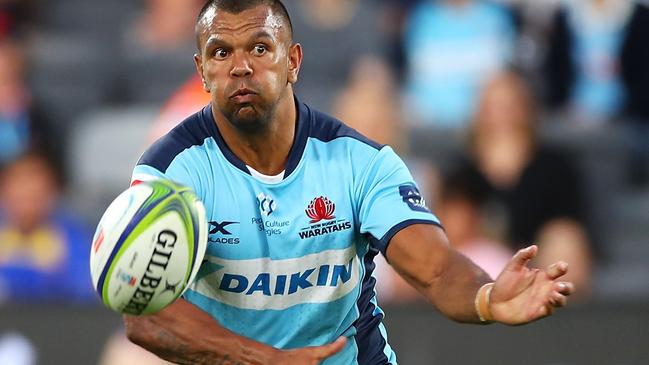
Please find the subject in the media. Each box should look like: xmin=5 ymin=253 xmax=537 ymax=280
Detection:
xmin=230 ymin=52 xmax=253 ymax=78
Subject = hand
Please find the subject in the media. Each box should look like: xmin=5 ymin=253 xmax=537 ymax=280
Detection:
xmin=489 ymin=245 xmax=575 ymax=325
xmin=272 ymin=337 xmax=347 ymax=365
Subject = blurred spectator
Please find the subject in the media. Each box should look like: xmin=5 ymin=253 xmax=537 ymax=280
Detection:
xmin=0 ymin=38 xmax=30 ymax=163
xmin=0 ymin=150 xmax=93 ymax=304
xmin=544 ymin=0 xmax=636 ymax=124
xmin=620 ymin=2 xmax=649 ymax=186
xmin=0 ymin=38 xmax=57 ymax=167
xmin=497 ymin=0 xmax=560 ymax=94
xmin=285 ymin=0 xmax=394 ymax=114
xmin=148 ymin=75 xmax=210 ymax=142
xmin=376 ymin=0 xmax=421 ymax=81
xmin=332 ymin=56 xmax=405 ymax=154
xmin=620 ymin=1 xmax=649 ymax=124
xmin=132 ymin=0 xmax=201 ymax=49
xmin=438 ymin=167 xmax=512 ymax=279
xmin=113 ymin=0 xmax=204 ymax=104
xmin=545 ymin=1 xmax=649 ymax=186
xmin=402 ymin=0 xmax=516 ymax=128
xmin=451 ymin=71 xmax=592 ymax=296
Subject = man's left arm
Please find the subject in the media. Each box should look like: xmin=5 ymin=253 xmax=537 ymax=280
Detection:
xmin=385 ymin=223 xmax=575 ymax=325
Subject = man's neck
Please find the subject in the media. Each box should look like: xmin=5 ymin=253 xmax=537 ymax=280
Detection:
xmin=212 ymin=94 xmax=296 ymax=176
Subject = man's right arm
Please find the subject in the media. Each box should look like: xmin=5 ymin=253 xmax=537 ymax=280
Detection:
xmin=123 ymin=298 xmax=346 ymax=365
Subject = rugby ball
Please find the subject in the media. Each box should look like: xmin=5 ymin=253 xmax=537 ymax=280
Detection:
xmin=90 ymin=179 xmax=207 ymax=315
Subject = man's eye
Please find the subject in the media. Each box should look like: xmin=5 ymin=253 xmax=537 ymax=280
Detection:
xmin=253 ymin=45 xmax=267 ymax=55
xmin=215 ymin=49 xmax=228 ymax=58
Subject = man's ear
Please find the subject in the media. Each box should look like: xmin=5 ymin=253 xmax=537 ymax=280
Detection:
xmin=194 ymin=54 xmax=209 ymax=92
xmin=287 ymin=43 xmax=303 ymax=84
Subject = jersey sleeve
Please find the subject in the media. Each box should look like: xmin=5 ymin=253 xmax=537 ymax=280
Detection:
xmin=131 ymin=163 xmax=168 ymax=185
xmin=130 ymin=141 xmax=204 ymax=199
xmin=357 ymin=146 xmax=442 ymax=255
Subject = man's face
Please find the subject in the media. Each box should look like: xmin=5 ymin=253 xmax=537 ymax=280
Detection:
xmin=194 ymin=5 xmax=301 ymax=132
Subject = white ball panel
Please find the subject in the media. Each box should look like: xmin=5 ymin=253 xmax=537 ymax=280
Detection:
xmin=89 ymin=184 xmax=152 ymax=288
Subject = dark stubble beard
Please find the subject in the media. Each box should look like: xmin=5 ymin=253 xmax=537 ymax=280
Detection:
xmin=222 ymin=97 xmax=281 ymax=136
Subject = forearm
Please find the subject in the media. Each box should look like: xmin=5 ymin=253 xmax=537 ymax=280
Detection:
xmin=386 ymin=225 xmax=492 ymax=323
xmin=418 ymin=249 xmax=492 ymax=323
xmin=124 ymin=298 xmax=278 ymax=364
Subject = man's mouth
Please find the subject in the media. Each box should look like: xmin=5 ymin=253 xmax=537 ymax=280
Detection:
xmin=230 ymin=88 xmax=257 ymax=104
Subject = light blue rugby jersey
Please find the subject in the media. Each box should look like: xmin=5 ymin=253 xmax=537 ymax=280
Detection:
xmin=132 ymin=98 xmax=441 ymax=365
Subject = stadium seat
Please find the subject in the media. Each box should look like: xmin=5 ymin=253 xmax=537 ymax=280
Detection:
xmin=28 ymin=33 xmax=116 ymax=129
xmin=66 ymin=106 xmax=158 ymax=225
xmin=32 ymin=0 xmax=137 ymax=38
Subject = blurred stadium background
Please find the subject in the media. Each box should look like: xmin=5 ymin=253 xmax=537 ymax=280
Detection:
xmin=0 ymin=0 xmax=648 ymax=364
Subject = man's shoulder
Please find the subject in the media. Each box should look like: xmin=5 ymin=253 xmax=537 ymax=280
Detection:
xmin=138 ymin=105 xmax=215 ymax=173
xmin=305 ymin=105 xmax=383 ymax=151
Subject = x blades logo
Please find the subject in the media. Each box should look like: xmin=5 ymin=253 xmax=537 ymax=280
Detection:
xmin=208 ymin=220 xmax=240 ymax=245
xmin=209 ymin=221 xmax=238 ymax=235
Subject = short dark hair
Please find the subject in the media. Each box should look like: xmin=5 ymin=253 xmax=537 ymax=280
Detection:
xmin=195 ymin=0 xmax=293 ymax=49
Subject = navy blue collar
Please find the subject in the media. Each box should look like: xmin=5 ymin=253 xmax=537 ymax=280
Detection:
xmin=200 ymin=96 xmax=311 ymax=178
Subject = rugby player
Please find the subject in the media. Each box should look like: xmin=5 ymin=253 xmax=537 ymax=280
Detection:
xmin=125 ymin=1 xmax=575 ymax=364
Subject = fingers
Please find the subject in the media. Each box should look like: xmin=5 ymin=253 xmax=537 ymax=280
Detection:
xmin=542 ymin=279 xmax=573 ymax=313
xmin=536 ymin=293 xmax=566 ymax=319
xmin=549 ymin=291 xmax=568 ymax=307
xmin=536 ymin=304 xmax=552 ymax=318
xmin=506 ymin=245 xmax=538 ymax=271
xmin=313 ymin=337 xmax=347 ymax=360
xmin=528 ymin=278 xmax=574 ymax=321
xmin=555 ymin=281 xmax=575 ymax=296
xmin=538 ymin=286 xmax=570 ymax=319
xmin=545 ymin=261 xmax=569 ymax=280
